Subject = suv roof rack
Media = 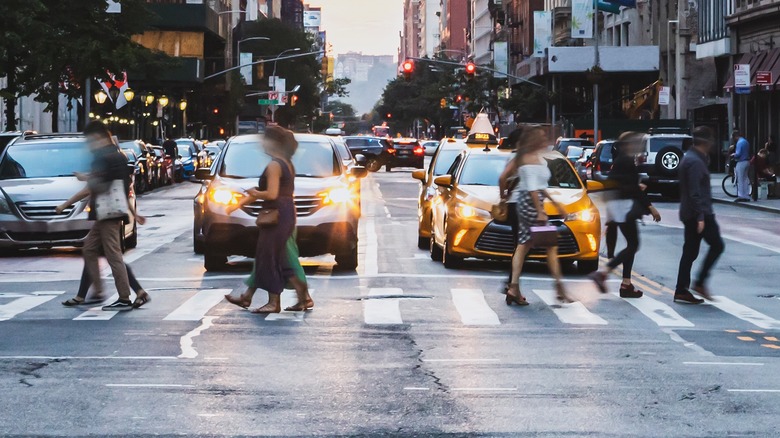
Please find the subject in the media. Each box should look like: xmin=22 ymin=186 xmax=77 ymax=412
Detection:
xmin=20 ymin=132 xmax=84 ymax=141
xmin=647 ymin=127 xmax=690 ymax=135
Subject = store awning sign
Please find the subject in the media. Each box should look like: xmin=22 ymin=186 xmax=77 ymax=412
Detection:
xmin=734 ymin=64 xmax=751 ymax=94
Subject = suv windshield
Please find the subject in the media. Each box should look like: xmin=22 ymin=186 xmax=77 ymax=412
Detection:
xmin=220 ymin=138 xmax=340 ymax=178
xmin=0 ymin=141 xmax=91 ymax=179
xmin=649 ymin=137 xmax=689 ymax=153
xmin=459 ymin=154 xmax=509 ymax=186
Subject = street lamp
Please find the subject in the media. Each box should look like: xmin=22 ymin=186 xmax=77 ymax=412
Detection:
xmin=179 ymin=100 xmax=188 ymax=111
xmin=123 ymin=88 xmax=135 ymax=102
xmin=144 ymin=94 xmax=155 ymax=105
xmin=94 ymin=90 xmax=108 ymax=104
xmin=158 ymin=95 xmax=169 ymax=107
xmin=271 ymin=48 xmax=302 ymax=86
xmin=237 ymin=37 xmax=271 ymax=63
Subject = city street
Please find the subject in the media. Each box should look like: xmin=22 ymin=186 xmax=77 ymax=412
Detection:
xmin=1 ymin=168 xmax=779 ymax=437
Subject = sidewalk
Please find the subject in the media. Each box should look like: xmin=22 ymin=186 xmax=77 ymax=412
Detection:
xmin=710 ymin=173 xmax=780 ymax=215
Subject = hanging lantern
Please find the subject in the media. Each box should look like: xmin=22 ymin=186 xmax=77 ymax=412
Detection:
xmin=179 ymin=99 xmax=187 ymax=111
xmin=94 ymin=90 xmax=108 ymax=104
xmin=144 ymin=94 xmax=155 ymax=105
xmin=158 ymin=95 xmax=169 ymax=107
xmin=123 ymin=88 xmax=135 ymax=102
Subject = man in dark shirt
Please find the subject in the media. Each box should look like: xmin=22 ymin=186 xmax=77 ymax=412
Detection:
xmin=162 ymin=135 xmax=178 ymax=159
xmin=674 ymin=126 xmax=725 ymax=304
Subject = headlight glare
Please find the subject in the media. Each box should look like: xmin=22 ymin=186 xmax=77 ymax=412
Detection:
xmin=320 ymin=188 xmax=351 ymax=205
xmin=210 ymin=188 xmax=242 ymax=205
xmin=566 ymin=208 xmax=597 ymax=222
xmin=458 ymin=205 xmax=477 ymax=218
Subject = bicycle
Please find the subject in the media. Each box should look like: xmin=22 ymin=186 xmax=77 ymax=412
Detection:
xmin=722 ymin=157 xmax=753 ymax=198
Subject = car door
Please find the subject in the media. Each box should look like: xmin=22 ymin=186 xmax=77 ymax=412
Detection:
xmin=431 ymin=153 xmax=464 ymax=245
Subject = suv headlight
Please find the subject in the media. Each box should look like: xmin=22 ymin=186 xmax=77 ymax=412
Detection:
xmin=209 ymin=188 xmax=244 ymax=205
xmin=319 ymin=187 xmax=352 ymax=205
xmin=566 ymin=208 xmax=597 ymax=222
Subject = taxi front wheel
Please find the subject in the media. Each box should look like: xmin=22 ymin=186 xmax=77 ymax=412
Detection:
xmin=577 ymin=259 xmax=599 ymax=275
xmin=442 ymin=225 xmax=463 ymax=269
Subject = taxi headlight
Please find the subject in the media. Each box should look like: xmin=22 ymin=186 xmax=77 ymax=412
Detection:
xmin=566 ymin=208 xmax=597 ymax=222
xmin=210 ymin=188 xmax=243 ymax=205
xmin=320 ymin=187 xmax=352 ymax=205
xmin=457 ymin=204 xmax=490 ymax=219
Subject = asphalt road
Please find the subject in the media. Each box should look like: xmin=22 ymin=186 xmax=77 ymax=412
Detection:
xmin=1 ymin=167 xmax=779 ymax=437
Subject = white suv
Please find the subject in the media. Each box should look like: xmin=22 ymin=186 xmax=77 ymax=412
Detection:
xmin=638 ymin=132 xmax=692 ymax=198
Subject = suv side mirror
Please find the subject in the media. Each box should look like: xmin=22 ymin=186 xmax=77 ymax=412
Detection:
xmin=433 ymin=175 xmax=453 ymax=187
xmin=354 ymin=154 xmax=367 ymax=165
xmin=411 ymin=169 xmax=426 ymax=182
xmin=195 ymin=168 xmax=213 ymax=181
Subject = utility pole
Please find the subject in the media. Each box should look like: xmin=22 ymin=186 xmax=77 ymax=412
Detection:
xmin=593 ymin=0 xmax=600 ymax=143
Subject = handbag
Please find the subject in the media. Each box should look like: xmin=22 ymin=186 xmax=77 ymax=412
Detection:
xmin=95 ymin=179 xmax=128 ymax=221
xmin=530 ymin=225 xmax=558 ymax=248
xmin=491 ymin=201 xmax=509 ymax=222
xmin=255 ymin=208 xmax=279 ymax=228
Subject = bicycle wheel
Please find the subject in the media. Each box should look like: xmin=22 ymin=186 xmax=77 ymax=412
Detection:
xmin=722 ymin=174 xmax=737 ymax=198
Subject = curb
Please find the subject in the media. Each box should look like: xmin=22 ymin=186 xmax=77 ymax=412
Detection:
xmin=712 ymin=197 xmax=780 ymax=215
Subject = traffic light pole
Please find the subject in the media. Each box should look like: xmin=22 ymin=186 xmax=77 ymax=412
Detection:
xmin=203 ymin=50 xmax=324 ymax=80
xmin=406 ymin=57 xmax=545 ymax=89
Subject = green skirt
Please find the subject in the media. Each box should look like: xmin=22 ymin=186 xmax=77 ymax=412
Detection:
xmin=245 ymin=230 xmax=306 ymax=289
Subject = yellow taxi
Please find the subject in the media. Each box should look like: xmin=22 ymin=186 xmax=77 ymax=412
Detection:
xmin=429 ymin=147 xmax=602 ymax=273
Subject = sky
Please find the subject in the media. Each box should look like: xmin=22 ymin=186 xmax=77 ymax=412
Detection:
xmin=304 ymin=0 xmax=404 ymax=59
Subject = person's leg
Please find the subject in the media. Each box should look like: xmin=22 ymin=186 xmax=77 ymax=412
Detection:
xmin=675 ymin=220 xmax=703 ymax=293
xmin=606 ymin=222 xmax=618 ymax=259
xmin=506 ymin=203 xmax=518 ymax=287
xmin=546 ymin=246 xmax=572 ymax=302
xmin=615 ymin=221 xmax=639 ymax=283
xmin=62 ymin=264 xmax=92 ymax=306
xmin=82 ymin=224 xmax=104 ymax=297
xmin=99 ymin=221 xmax=132 ymax=302
xmin=736 ymin=160 xmax=750 ymax=199
xmin=125 ymin=264 xmax=151 ymax=308
xmin=695 ymin=216 xmax=725 ymax=288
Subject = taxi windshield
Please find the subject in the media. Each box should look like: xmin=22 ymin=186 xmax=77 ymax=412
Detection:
xmin=458 ymin=154 xmax=509 ymax=186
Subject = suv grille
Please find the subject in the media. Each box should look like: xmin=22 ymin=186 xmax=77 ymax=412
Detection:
xmin=475 ymin=221 xmax=579 ymax=256
xmin=16 ymin=202 xmax=74 ymax=220
xmin=242 ymin=195 xmax=323 ymax=218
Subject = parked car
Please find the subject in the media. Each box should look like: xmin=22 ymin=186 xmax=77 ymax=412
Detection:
xmin=638 ymin=132 xmax=692 ymax=197
xmin=119 ymin=140 xmax=154 ymax=193
xmin=422 ymin=140 xmax=439 ymax=156
xmin=386 ymin=138 xmax=424 ymax=172
xmin=0 ymin=133 xmax=137 ymax=251
xmin=553 ymin=137 xmax=593 ymax=154
xmin=588 ymin=140 xmax=617 ymax=182
xmin=175 ymin=138 xmax=198 ymax=179
xmin=121 ymin=149 xmax=145 ymax=194
xmin=193 ymin=133 xmax=368 ymax=271
xmin=343 ymin=136 xmax=392 ymax=172
xmin=150 ymin=146 xmax=172 ymax=187
xmin=563 ymin=145 xmax=595 ymax=181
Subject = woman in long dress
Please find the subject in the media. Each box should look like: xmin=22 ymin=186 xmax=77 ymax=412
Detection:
xmin=224 ymin=126 xmax=310 ymax=313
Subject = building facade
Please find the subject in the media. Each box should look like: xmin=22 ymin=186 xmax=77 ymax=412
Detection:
xmin=418 ymin=0 xmax=441 ymax=57
xmin=439 ymin=0 xmax=469 ymax=56
xmin=470 ymin=0 xmax=493 ymax=65
xmin=399 ymin=0 xmax=422 ymax=67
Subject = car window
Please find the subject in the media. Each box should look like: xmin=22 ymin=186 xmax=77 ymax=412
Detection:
xmin=546 ymin=158 xmax=582 ymax=189
xmin=0 ymin=135 xmax=18 ymax=152
xmin=599 ymin=144 xmax=613 ymax=161
xmin=445 ymin=154 xmax=463 ymax=176
xmin=177 ymin=145 xmax=193 ymax=157
xmin=333 ymin=140 xmax=352 ymax=161
xmin=220 ymin=138 xmax=340 ymax=178
xmin=345 ymin=138 xmax=375 ymax=148
xmin=0 ymin=141 xmax=91 ymax=179
xmin=119 ymin=141 xmax=142 ymax=156
xmin=122 ymin=149 xmax=137 ymax=162
xmin=432 ymin=149 xmax=463 ymax=176
xmin=649 ymin=137 xmax=687 ymax=153
xmin=458 ymin=154 xmax=509 ymax=186
xmin=566 ymin=146 xmax=584 ymax=159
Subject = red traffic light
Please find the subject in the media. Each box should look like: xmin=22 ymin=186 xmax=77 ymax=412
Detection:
xmin=465 ymin=62 xmax=476 ymax=76
xmin=402 ymin=60 xmax=414 ymax=73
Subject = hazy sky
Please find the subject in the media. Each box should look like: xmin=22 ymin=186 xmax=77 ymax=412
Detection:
xmin=305 ymin=0 xmax=404 ymax=58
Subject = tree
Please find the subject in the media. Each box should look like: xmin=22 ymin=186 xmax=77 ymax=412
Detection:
xmin=326 ymin=100 xmax=356 ymax=118
xmin=325 ymin=78 xmax=351 ymax=98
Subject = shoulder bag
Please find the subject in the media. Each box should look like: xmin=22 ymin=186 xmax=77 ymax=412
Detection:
xmin=255 ymin=208 xmax=279 ymax=228
xmin=95 ymin=179 xmax=129 ymax=221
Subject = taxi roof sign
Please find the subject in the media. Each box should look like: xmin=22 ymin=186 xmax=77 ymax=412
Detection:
xmin=465 ymin=113 xmax=498 ymax=145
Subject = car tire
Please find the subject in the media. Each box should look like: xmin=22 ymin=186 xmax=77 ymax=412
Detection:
xmin=442 ymin=224 xmax=463 ymax=269
xmin=335 ymin=246 xmax=359 ymax=271
xmin=577 ymin=259 xmax=599 ymax=275
xmin=193 ymin=229 xmax=204 ymax=254
xmin=385 ymin=164 xmax=393 ymax=172
xmin=655 ymin=147 xmax=683 ymax=176
xmin=366 ymin=158 xmax=382 ymax=172
xmin=204 ymin=252 xmax=227 ymax=271
xmin=125 ymin=222 xmax=138 ymax=250
xmin=417 ymin=235 xmax=428 ymax=250
xmin=429 ymin=230 xmax=443 ymax=262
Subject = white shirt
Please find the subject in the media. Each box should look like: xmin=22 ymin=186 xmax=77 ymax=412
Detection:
xmin=516 ymin=162 xmax=550 ymax=192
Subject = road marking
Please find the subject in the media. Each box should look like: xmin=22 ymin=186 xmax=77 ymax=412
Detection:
xmin=0 ymin=294 xmax=61 ymax=321
xmin=105 ymin=384 xmax=195 ymax=388
xmin=422 ymin=359 xmax=500 ymax=363
xmin=73 ymin=294 xmax=119 ymax=321
xmin=364 ymin=288 xmax=403 ymax=325
xmin=135 ymin=273 xmax=618 ymax=282
xmin=708 ymin=296 xmax=780 ymax=330
xmin=727 ymin=389 xmax=780 ymax=393
xmin=662 ymin=328 xmax=714 ymax=357
xmin=164 ymin=289 xmax=231 ymax=321
xmin=403 ymin=387 xmax=430 ymax=391
xmin=683 ymin=362 xmax=764 ymax=366
xmin=178 ymin=315 xmax=218 ymax=359
xmin=451 ymin=288 xmax=500 ymax=326
xmin=0 ymin=356 xmax=177 ymax=360
xmin=265 ymin=289 xmax=315 ymax=321
xmin=451 ymin=387 xmax=518 ymax=392
xmin=613 ymin=293 xmax=694 ymax=327
xmin=737 ymin=336 xmax=755 ymax=341
xmin=531 ymin=289 xmax=608 ymax=325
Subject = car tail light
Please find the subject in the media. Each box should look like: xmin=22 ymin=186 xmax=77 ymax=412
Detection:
xmin=388 ymin=148 xmax=396 ymax=154
xmin=413 ymin=146 xmax=424 ymax=155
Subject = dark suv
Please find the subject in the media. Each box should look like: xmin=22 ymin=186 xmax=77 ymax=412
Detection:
xmin=587 ymin=140 xmax=617 ymax=182
xmin=343 ymin=136 xmax=392 ymax=172
xmin=387 ymin=138 xmax=424 ymax=172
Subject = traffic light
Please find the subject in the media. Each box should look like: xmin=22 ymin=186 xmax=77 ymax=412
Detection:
xmin=440 ymin=98 xmax=447 ymax=108
xmin=465 ymin=62 xmax=476 ymax=78
xmin=401 ymin=59 xmax=414 ymax=80
xmin=291 ymin=95 xmax=298 ymax=107
xmin=455 ymin=95 xmax=463 ymax=103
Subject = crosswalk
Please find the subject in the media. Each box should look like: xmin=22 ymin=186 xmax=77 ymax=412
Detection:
xmin=2 ymin=286 xmax=780 ymax=333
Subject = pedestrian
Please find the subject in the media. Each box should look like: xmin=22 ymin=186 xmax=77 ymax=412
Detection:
xmin=223 ymin=126 xmax=301 ymax=313
xmin=674 ymin=126 xmax=725 ymax=304
xmin=504 ymin=125 xmax=572 ymax=305
xmin=731 ymin=129 xmax=751 ymax=202
xmin=162 ymin=134 xmax=177 ymax=160
xmin=589 ymin=132 xmax=661 ymax=298
xmin=56 ymin=122 xmax=146 ymax=311
xmin=498 ymin=127 xmax=523 ymax=294
xmin=61 ymin=260 xmax=149 ymax=307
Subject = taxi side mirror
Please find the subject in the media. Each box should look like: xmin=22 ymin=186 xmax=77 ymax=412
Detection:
xmin=350 ymin=166 xmax=368 ymax=179
xmin=433 ymin=175 xmax=453 ymax=188
xmin=195 ymin=168 xmax=213 ymax=181
xmin=586 ymin=180 xmax=605 ymax=192
xmin=411 ymin=169 xmax=426 ymax=182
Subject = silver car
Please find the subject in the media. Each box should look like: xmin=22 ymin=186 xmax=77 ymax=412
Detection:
xmin=193 ymin=133 xmax=367 ymax=271
xmin=0 ymin=133 xmax=137 ymax=251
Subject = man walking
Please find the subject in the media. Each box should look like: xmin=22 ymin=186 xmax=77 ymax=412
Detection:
xmin=58 ymin=122 xmax=138 ymax=311
xmin=732 ymin=129 xmax=751 ymax=202
xmin=674 ymin=126 xmax=725 ymax=304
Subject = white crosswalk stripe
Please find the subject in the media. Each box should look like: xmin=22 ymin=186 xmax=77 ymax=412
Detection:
xmin=451 ymin=288 xmax=500 ymax=325
xmin=164 ymin=289 xmax=232 ymax=321
xmin=0 ymin=291 xmax=64 ymax=321
xmin=530 ymin=289 xmax=608 ymax=325
xmin=708 ymin=296 xmax=780 ymax=330
xmin=613 ymin=293 xmax=694 ymax=327
xmin=74 ymin=294 xmax=119 ymax=321
xmin=363 ymin=287 xmax=403 ymax=325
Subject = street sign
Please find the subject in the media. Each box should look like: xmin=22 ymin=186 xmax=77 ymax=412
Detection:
xmin=757 ymin=71 xmax=773 ymax=86
xmin=734 ymin=64 xmax=751 ymax=94
xmin=658 ymin=86 xmax=670 ymax=105
xmin=258 ymin=99 xmax=279 ymax=105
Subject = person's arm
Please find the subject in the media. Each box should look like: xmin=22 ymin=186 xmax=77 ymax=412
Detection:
xmin=55 ymin=186 xmax=89 ymax=214
xmin=498 ymin=158 xmax=517 ymax=199
xmin=687 ymin=160 xmax=707 ymax=233
xmin=225 ymin=162 xmax=282 ymax=215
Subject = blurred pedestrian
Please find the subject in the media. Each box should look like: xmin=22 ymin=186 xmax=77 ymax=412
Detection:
xmin=56 ymin=122 xmax=141 ymax=311
xmin=498 ymin=127 xmax=523 ymax=294
xmin=62 ymin=262 xmax=149 ymax=308
xmin=504 ymin=126 xmax=571 ymax=305
xmin=674 ymin=126 xmax=724 ymax=304
xmin=223 ymin=127 xmax=305 ymax=313
xmin=162 ymin=134 xmax=177 ymax=160
xmin=731 ymin=129 xmax=751 ymax=202
xmin=589 ymin=132 xmax=661 ymax=298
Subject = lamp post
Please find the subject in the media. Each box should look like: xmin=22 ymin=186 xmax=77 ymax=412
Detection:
xmin=237 ymin=36 xmax=271 ymax=63
xmin=271 ymin=48 xmax=302 ymax=87
xmin=94 ymin=90 xmax=108 ymax=105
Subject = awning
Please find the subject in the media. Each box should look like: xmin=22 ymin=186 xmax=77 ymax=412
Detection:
xmin=724 ymin=49 xmax=780 ymax=92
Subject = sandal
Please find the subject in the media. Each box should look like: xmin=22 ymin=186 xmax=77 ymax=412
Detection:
xmin=62 ymin=298 xmax=85 ymax=307
xmin=556 ymin=282 xmax=574 ymax=303
xmin=133 ymin=291 xmax=152 ymax=309
xmin=285 ymin=299 xmax=315 ymax=312
xmin=224 ymin=294 xmax=252 ymax=309
xmin=505 ymin=283 xmax=529 ymax=306
xmin=250 ymin=304 xmax=281 ymax=314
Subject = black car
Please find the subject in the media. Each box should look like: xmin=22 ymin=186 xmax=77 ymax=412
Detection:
xmin=119 ymin=140 xmax=153 ymax=193
xmin=387 ymin=138 xmax=424 ymax=172
xmin=588 ymin=140 xmax=616 ymax=182
xmin=554 ymin=137 xmax=593 ymax=154
xmin=343 ymin=136 xmax=392 ymax=172
xmin=121 ymin=149 xmax=145 ymax=194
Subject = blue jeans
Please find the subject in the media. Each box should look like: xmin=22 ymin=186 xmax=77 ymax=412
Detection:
xmin=736 ymin=160 xmax=750 ymax=199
